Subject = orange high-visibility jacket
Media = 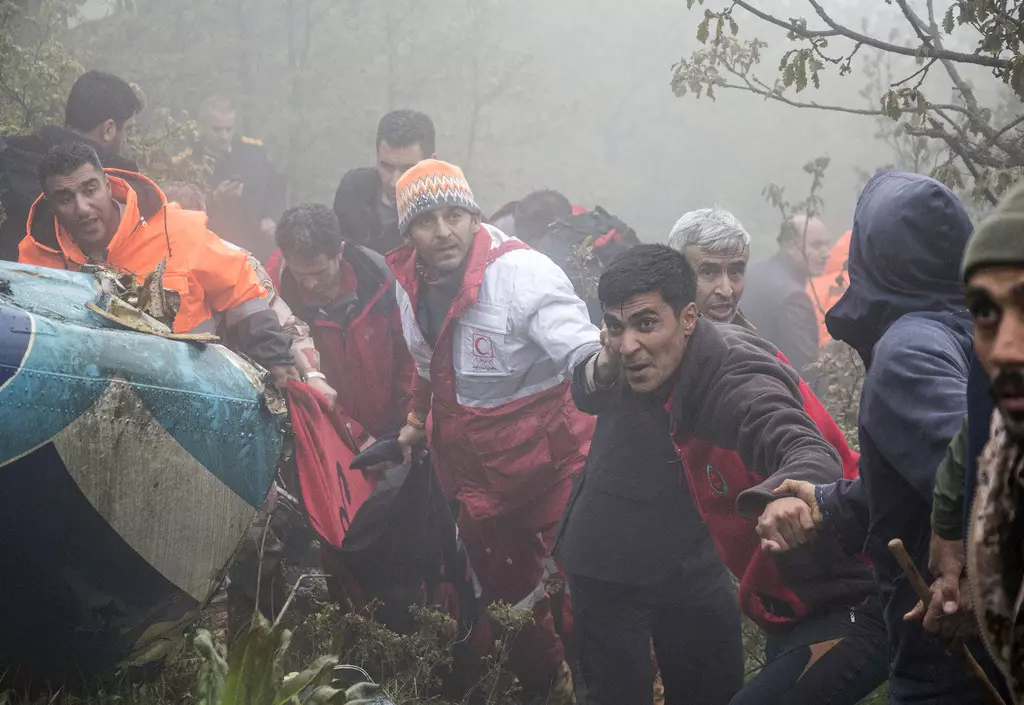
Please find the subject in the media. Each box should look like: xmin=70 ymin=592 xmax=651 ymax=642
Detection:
xmin=19 ymin=169 xmax=268 ymax=333
xmin=807 ymin=230 xmax=852 ymax=347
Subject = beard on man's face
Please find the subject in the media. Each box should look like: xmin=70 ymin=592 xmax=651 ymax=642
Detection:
xmin=991 ymin=367 xmax=1024 ymax=439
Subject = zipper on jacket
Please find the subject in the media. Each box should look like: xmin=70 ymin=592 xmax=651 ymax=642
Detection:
xmin=669 ymin=416 xmax=706 ymax=517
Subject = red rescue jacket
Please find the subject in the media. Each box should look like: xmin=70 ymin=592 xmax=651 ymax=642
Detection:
xmin=268 ymin=245 xmax=413 ymax=440
xmin=387 ymin=226 xmax=598 ymax=521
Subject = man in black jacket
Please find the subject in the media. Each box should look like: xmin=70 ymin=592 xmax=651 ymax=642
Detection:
xmin=0 ymin=70 xmax=140 ymax=261
xmin=557 ymin=245 xmax=886 ymax=705
xmin=743 ymin=215 xmax=832 ymax=382
xmin=332 ymin=110 xmax=434 ymax=256
xmin=186 ymin=95 xmax=287 ymax=263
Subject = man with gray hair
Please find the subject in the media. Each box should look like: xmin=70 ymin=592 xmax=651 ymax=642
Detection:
xmin=668 ymin=207 xmax=752 ymax=327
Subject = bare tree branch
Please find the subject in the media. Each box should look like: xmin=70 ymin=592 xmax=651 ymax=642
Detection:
xmin=730 ymin=1 xmax=838 ymax=38
xmin=911 ymin=119 xmax=1015 ymax=169
xmin=804 ymin=0 xmax=1011 ymax=69
xmin=911 ymin=0 xmax=1024 ymax=164
xmin=941 ymin=137 xmax=999 ymax=205
xmin=890 ymin=57 xmax=937 ymax=88
xmin=985 ymin=113 xmax=1024 ymax=147
xmin=718 ymin=63 xmax=895 ymax=116
xmin=894 ymin=0 xmax=935 ymax=47
xmin=727 ymin=81 xmax=889 ymax=115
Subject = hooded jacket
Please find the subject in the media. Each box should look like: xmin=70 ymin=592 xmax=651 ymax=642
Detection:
xmin=0 ymin=126 xmax=137 ymax=262
xmin=18 ymin=169 xmax=291 ymax=367
xmin=536 ymin=206 xmax=638 ymax=326
xmin=818 ymin=170 xmax=1000 ymax=703
xmin=332 ymin=167 xmax=404 ymax=256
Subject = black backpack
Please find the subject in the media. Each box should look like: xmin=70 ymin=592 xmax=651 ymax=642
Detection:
xmin=538 ymin=206 xmax=639 ymax=325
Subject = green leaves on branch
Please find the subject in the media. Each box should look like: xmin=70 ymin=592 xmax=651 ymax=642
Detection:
xmin=695 ymin=8 xmax=739 ymax=47
xmin=779 ymin=49 xmax=823 ymax=92
xmin=932 ymin=161 xmax=966 ymax=191
xmin=671 ymin=33 xmax=766 ymax=101
xmin=880 ymin=88 xmax=927 ymax=121
xmin=0 ymin=0 xmax=85 ymax=133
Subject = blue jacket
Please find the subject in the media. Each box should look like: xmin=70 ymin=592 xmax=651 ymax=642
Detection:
xmin=816 ymin=170 xmax=998 ymax=703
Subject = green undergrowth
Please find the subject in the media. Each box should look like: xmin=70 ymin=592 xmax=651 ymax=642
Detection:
xmin=0 ymin=599 xmax=533 ymax=705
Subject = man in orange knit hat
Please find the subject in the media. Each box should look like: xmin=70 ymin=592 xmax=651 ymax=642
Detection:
xmin=19 ymin=142 xmax=297 ymax=382
xmin=387 ymin=159 xmax=601 ymax=702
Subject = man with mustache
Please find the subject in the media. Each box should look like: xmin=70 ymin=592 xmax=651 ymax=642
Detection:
xmin=957 ymin=183 xmax=1024 ymax=702
xmin=558 ymin=244 xmax=886 ymax=705
xmin=668 ymin=207 xmax=752 ymax=328
xmin=188 ymin=95 xmax=286 ymax=264
xmin=389 ymin=159 xmax=600 ymax=703
xmin=19 ymin=142 xmax=296 ymax=386
xmin=773 ymin=171 xmax=1008 ymax=704
xmin=1 ymin=70 xmax=141 ymax=262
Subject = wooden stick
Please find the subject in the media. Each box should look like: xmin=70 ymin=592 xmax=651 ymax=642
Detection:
xmin=888 ymin=539 xmax=1006 ymax=705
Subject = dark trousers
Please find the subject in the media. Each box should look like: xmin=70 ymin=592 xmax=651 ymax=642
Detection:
xmin=730 ymin=597 xmax=889 ymax=705
xmin=570 ymin=569 xmax=744 ymax=705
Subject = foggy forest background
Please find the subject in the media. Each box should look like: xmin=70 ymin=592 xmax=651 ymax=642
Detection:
xmin=8 ymin=0 xmax=1015 ymax=259
xmin=2 ymin=1 xmax=1023 ymax=702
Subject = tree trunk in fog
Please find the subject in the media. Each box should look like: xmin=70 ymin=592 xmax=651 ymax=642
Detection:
xmin=235 ymin=0 xmax=255 ymax=109
xmin=467 ymin=43 xmax=481 ymax=167
xmin=384 ymin=0 xmax=395 ymax=112
xmin=285 ymin=0 xmax=313 ymax=205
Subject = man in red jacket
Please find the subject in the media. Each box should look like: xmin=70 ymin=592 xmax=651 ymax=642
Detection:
xmin=559 ymin=244 xmax=886 ymax=705
xmin=389 ymin=160 xmax=600 ymax=703
xmin=270 ymin=203 xmax=422 ymax=627
xmin=269 ymin=203 xmax=413 ymax=446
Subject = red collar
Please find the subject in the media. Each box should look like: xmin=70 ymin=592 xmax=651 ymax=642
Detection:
xmin=297 ymin=256 xmax=359 ymax=307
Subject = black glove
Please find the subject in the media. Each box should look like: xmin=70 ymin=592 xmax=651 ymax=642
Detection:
xmin=350 ymin=436 xmax=403 ymax=470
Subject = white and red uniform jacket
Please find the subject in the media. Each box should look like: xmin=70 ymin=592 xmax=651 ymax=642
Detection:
xmin=387 ymin=224 xmax=601 ymax=521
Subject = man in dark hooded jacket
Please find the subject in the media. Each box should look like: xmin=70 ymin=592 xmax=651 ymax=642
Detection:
xmin=773 ymin=170 xmax=1006 ymax=703
xmin=0 ymin=71 xmax=140 ymax=262
xmin=332 ymin=110 xmax=435 ymax=256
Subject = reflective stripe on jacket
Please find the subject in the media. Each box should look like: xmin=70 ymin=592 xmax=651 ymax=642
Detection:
xmin=387 ymin=224 xmax=601 ymax=520
xmin=19 ymin=170 xmax=267 ymax=334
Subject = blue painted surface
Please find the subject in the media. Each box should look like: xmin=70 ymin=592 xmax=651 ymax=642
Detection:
xmin=0 ymin=305 xmax=31 ymax=390
xmin=0 ymin=262 xmax=281 ymax=507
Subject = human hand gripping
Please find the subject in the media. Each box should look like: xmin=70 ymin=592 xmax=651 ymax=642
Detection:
xmin=304 ymin=374 xmax=338 ymax=409
xmin=270 ymin=364 xmax=301 ymax=390
xmin=757 ymin=479 xmax=823 ymax=553
xmin=904 ymin=534 xmax=976 ymax=644
xmin=593 ymin=323 xmax=621 ymax=387
xmin=397 ymin=417 xmax=428 ymax=466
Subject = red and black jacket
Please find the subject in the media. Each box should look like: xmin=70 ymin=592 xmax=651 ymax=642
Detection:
xmin=569 ymin=319 xmax=872 ymax=630
xmin=268 ymin=245 xmax=413 ymax=440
